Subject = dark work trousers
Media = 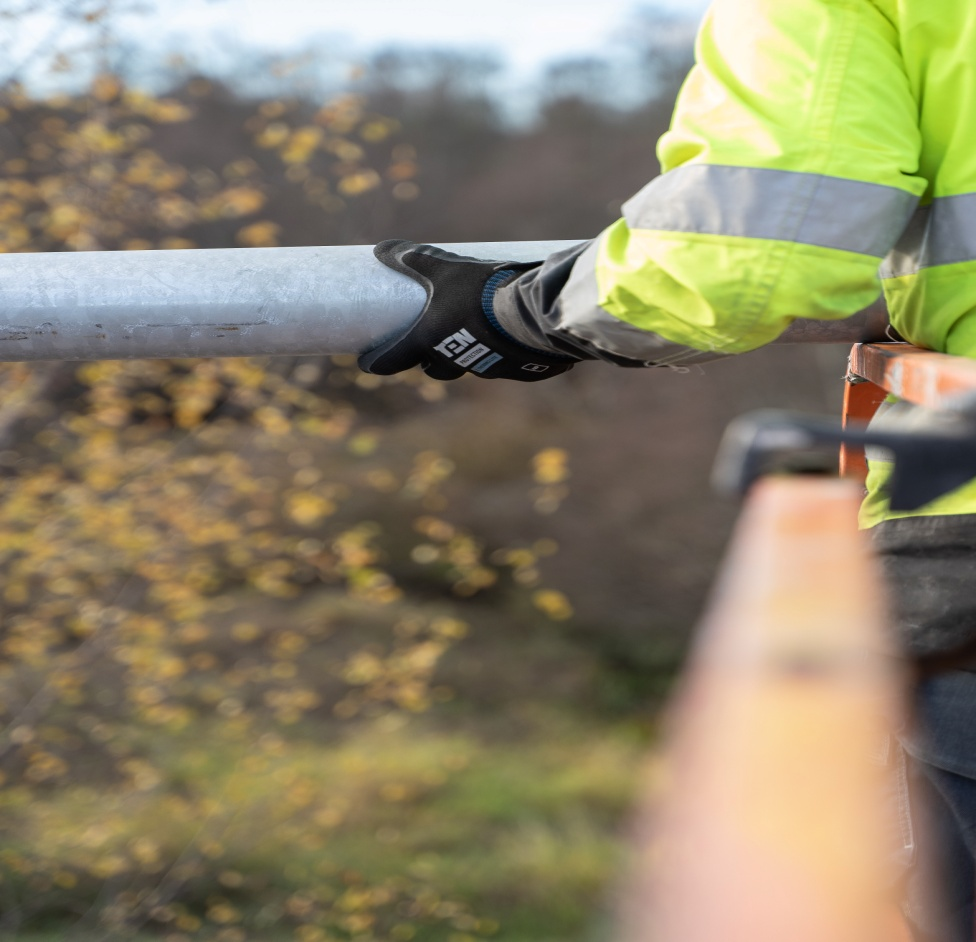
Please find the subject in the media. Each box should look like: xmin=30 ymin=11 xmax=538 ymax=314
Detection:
xmin=872 ymin=514 xmax=976 ymax=942
xmin=901 ymin=672 xmax=976 ymax=942
xmin=903 ymin=670 xmax=976 ymax=942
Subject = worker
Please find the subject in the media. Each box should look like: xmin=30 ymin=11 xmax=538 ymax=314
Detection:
xmin=360 ymin=2 xmax=976 ymax=939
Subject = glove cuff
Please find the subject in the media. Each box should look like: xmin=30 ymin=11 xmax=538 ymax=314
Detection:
xmin=481 ymin=270 xmax=576 ymax=361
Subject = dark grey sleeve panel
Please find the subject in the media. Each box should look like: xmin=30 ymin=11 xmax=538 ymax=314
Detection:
xmin=493 ymin=239 xmax=730 ymax=368
xmin=491 ymin=241 xmax=593 ymax=354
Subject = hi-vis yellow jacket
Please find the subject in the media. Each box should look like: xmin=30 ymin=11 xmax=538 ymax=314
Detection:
xmin=496 ymin=0 xmax=976 ymax=524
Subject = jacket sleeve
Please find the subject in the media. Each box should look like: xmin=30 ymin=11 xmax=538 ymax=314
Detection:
xmin=494 ymin=0 xmax=927 ymax=368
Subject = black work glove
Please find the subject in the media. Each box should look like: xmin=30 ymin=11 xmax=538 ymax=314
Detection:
xmin=359 ymin=240 xmax=581 ymax=381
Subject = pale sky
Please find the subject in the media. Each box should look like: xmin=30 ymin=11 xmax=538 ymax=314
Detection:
xmin=141 ymin=0 xmax=707 ymax=68
xmin=142 ymin=0 xmax=711 ymax=76
xmin=0 ymin=0 xmax=708 ymax=98
xmin=7 ymin=1 xmax=711 ymax=93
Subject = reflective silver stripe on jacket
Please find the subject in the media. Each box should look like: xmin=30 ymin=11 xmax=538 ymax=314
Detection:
xmin=557 ymin=237 xmax=729 ymax=367
xmin=881 ymin=194 xmax=976 ymax=277
xmin=624 ymin=164 xmax=919 ymax=258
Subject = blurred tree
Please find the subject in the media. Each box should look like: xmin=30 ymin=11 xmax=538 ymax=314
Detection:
xmin=0 ymin=5 xmax=805 ymax=941
xmin=0 ymin=5 xmax=579 ymax=940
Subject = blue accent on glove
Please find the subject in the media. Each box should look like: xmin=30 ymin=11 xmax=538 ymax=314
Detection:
xmin=481 ymin=269 xmax=574 ymax=359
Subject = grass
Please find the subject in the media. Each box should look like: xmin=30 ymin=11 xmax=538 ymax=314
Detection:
xmin=0 ymin=583 xmax=659 ymax=942
xmin=3 ymin=717 xmax=645 ymax=941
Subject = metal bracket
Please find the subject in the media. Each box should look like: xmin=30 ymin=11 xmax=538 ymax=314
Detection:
xmin=712 ymin=399 xmax=976 ymax=511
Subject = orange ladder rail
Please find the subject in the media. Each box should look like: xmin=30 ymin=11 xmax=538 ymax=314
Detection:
xmin=842 ymin=342 xmax=976 ymax=480
xmin=618 ymin=477 xmax=909 ymax=941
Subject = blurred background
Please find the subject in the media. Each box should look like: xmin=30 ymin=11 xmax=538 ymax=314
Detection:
xmin=0 ymin=2 xmax=851 ymax=940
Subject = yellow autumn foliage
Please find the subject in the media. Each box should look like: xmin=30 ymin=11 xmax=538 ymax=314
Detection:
xmin=0 ymin=9 xmax=583 ymax=940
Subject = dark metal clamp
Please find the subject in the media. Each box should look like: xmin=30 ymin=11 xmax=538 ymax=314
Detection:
xmin=712 ymin=396 xmax=976 ymax=511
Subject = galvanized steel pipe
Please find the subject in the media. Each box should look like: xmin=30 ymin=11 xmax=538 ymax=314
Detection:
xmin=0 ymin=242 xmax=579 ymax=362
xmin=0 ymin=241 xmax=888 ymax=362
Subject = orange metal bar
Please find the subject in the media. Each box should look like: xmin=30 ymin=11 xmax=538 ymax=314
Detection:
xmin=839 ymin=378 xmax=888 ymax=482
xmin=850 ymin=342 xmax=976 ymax=409
xmin=619 ymin=478 xmax=909 ymax=942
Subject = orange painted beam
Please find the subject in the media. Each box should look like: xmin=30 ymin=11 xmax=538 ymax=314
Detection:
xmin=850 ymin=342 xmax=976 ymax=410
xmin=839 ymin=377 xmax=888 ymax=482
xmin=619 ymin=478 xmax=909 ymax=942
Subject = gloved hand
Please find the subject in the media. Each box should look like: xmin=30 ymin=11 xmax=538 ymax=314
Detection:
xmin=359 ymin=240 xmax=581 ymax=381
